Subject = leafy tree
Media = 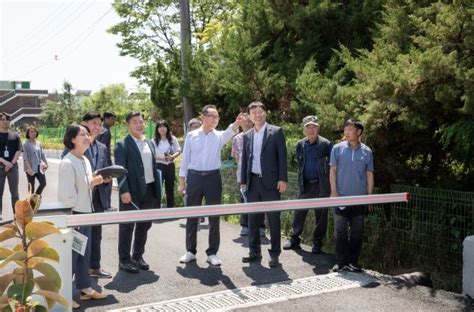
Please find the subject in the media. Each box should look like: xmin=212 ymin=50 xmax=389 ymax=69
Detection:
xmin=295 ymin=0 xmax=474 ymax=190
xmin=82 ymin=84 xmax=155 ymax=122
xmin=40 ymin=81 xmax=84 ymax=127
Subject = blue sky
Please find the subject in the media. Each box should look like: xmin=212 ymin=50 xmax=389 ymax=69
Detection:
xmin=0 ymin=0 xmax=142 ymax=92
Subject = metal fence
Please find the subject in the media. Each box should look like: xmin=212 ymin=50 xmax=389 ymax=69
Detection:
xmin=216 ymin=168 xmax=473 ymax=292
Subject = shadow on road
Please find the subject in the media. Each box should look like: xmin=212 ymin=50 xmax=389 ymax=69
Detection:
xmin=293 ymin=249 xmax=334 ymax=275
xmin=103 ymin=270 xmax=160 ymax=293
xmin=242 ymin=262 xmax=291 ymax=286
xmin=176 ymin=263 xmax=237 ymax=290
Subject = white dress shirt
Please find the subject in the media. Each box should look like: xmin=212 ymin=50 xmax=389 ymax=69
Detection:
xmin=179 ymin=125 xmax=237 ymax=178
xmin=132 ymin=135 xmax=154 ymax=184
xmin=152 ymin=136 xmax=182 ymax=165
xmin=251 ymin=123 xmax=267 ymax=175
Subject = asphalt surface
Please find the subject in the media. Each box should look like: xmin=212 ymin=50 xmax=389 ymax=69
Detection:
xmin=1 ymin=158 xmax=471 ymax=311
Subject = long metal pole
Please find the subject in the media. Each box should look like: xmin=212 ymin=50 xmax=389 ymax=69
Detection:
xmin=180 ymin=0 xmax=194 ymax=131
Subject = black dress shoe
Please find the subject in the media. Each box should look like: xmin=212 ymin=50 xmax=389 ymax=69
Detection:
xmin=242 ymin=254 xmax=262 ymax=263
xmin=283 ymin=241 xmax=301 ymax=250
xmin=133 ymin=256 xmax=150 ymax=270
xmin=269 ymin=257 xmax=280 ymax=268
xmin=119 ymin=261 xmax=139 ymax=274
xmin=89 ymin=268 xmax=112 ymax=278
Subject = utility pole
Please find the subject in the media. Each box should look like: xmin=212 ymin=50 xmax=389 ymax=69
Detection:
xmin=180 ymin=0 xmax=193 ymax=132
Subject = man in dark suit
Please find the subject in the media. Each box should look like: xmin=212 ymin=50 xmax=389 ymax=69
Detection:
xmin=240 ymin=101 xmax=288 ymax=267
xmin=115 ymin=112 xmax=161 ymax=273
xmin=80 ymin=112 xmax=113 ymax=278
xmin=97 ymin=112 xmax=116 ymax=211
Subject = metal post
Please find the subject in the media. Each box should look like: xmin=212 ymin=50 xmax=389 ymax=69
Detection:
xmin=180 ymin=0 xmax=194 ymax=131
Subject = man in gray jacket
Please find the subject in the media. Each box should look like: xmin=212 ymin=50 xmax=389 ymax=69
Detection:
xmin=283 ymin=115 xmax=332 ymax=254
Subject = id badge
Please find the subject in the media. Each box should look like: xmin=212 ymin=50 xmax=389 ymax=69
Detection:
xmin=3 ymin=148 xmax=9 ymax=158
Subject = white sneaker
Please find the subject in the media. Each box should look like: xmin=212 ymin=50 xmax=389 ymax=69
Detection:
xmin=207 ymin=254 xmax=222 ymax=266
xmin=179 ymin=251 xmax=196 ymax=263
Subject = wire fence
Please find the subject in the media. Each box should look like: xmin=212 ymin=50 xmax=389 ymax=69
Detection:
xmin=216 ymin=167 xmax=473 ymax=292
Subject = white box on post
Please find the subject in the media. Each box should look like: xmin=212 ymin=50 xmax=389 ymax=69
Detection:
xmin=463 ymin=235 xmax=474 ymax=298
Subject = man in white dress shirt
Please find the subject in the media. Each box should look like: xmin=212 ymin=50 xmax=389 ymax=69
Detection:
xmin=178 ymin=105 xmax=243 ymax=266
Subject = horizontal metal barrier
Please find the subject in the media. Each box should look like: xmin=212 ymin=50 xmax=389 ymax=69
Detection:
xmin=37 ymin=193 xmax=410 ymax=228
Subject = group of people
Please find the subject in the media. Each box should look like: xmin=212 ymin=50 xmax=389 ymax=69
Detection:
xmin=0 ymin=101 xmax=374 ymax=307
xmin=174 ymin=101 xmax=374 ymax=273
xmin=0 ymin=112 xmax=51 ymax=220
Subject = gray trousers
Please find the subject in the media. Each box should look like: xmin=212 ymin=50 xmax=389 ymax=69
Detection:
xmin=185 ymin=170 xmax=222 ymax=256
xmin=0 ymin=164 xmax=19 ymax=215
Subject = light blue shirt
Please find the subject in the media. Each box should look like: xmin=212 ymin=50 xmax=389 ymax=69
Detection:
xmin=330 ymin=141 xmax=374 ymax=196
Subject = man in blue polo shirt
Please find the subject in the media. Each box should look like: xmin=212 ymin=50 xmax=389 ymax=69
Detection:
xmin=329 ymin=119 xmax=374 ymax=272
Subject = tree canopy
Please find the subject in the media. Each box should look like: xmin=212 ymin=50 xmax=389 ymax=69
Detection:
xmin=109 ymin=0 xmax=474 ymax=190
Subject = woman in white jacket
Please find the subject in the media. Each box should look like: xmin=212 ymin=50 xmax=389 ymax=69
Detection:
xmin=58 ymin=124 xmax=106 ymax=308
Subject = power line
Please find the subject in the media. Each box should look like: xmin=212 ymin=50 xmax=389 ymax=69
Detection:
xmin=4 ymin=0 xmax=98 ymax=63
xmin=56 ymin=7 xmax=114 ymax=57
xmin=10 ymin=7 xmax=114 ymax=81
xmin=4 ymin=1 xmax=73 ymax=56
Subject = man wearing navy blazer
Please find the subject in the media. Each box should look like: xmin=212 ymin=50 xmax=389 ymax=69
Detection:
xmin=81 ymin=112 xmax=113 ymax=279
xmin=115 ymin=112 xmax=161 ymax=273
xmin=240 ymin=101 xmax=288 ymax=267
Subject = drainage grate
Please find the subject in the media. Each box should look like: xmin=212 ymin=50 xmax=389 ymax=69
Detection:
xmin=109 ymin=272 xmax=376 ymax=312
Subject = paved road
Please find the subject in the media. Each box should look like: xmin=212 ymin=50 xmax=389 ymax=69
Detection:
xmin=1 ymin=159 xmax=470 ymax=311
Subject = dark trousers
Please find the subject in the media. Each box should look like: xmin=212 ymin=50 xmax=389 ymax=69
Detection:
xmin=90 ymin=190 xmax=103 ymax=270
xmin=72 ymin=225 xmax=91 ymax=290
xmin=118 ymin=183 xmax=159 ymax=262
xmin=26 ymin=165 xmax=47 ymax=195
xmin=247 ymin=174 xmax=281 ymax=258
xmin=157 ymin=162 xmax=176 ymax=208
xmin=103 ymin=183 xmax=112 ymax=210
xmin=0 ymin=164 xmax=19 ymax=214
xmin=185 ymin=170 xmax=221 ymax=256
xmin=334 ymin=208 xmax=365 ymax=266
xmin=239 ymin=186 xmax=264 ymax=229
xmin=290 ymin=181 xmax=328 ymax=245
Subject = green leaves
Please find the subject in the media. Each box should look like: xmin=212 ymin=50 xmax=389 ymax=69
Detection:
xmin=34 ymin=290 xmax=69 ymax=310
xmin=0 ymin=229 xmax=16 ymax=244
xmin=25 ymin=222 xmax=60 ymax=240
xmin=33 ymin=263 xmax=62 ymax=289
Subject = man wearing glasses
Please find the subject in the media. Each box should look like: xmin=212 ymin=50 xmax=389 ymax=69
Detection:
xmin=178 ymin=105 xmax=243 ymax=266
xmin=0 ymin=112 xmax=22 ymax=220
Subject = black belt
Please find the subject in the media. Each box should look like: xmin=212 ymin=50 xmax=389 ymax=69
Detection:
xmin=188 ymin=169 xmax=220 ymax=176
xmin=305 ymin=179 xmax=319 ymax=184
xmin=251 ymin=172 xmax=263 ymax=178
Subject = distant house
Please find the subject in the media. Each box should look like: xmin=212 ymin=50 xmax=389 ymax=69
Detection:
xmin=0 ymin=80 xmax=48 ymax=127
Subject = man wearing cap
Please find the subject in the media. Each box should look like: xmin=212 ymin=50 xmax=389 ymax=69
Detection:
xmin=283 ymin=115 xmax=332 ymax=254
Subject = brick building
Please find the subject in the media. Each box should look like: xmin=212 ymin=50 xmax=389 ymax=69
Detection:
xmin=0 ymin=80 xmax=48 ymax=127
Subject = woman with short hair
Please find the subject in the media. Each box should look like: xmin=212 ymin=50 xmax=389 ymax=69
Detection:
xmin=58 ymin=124 xmax=107 ymax=308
